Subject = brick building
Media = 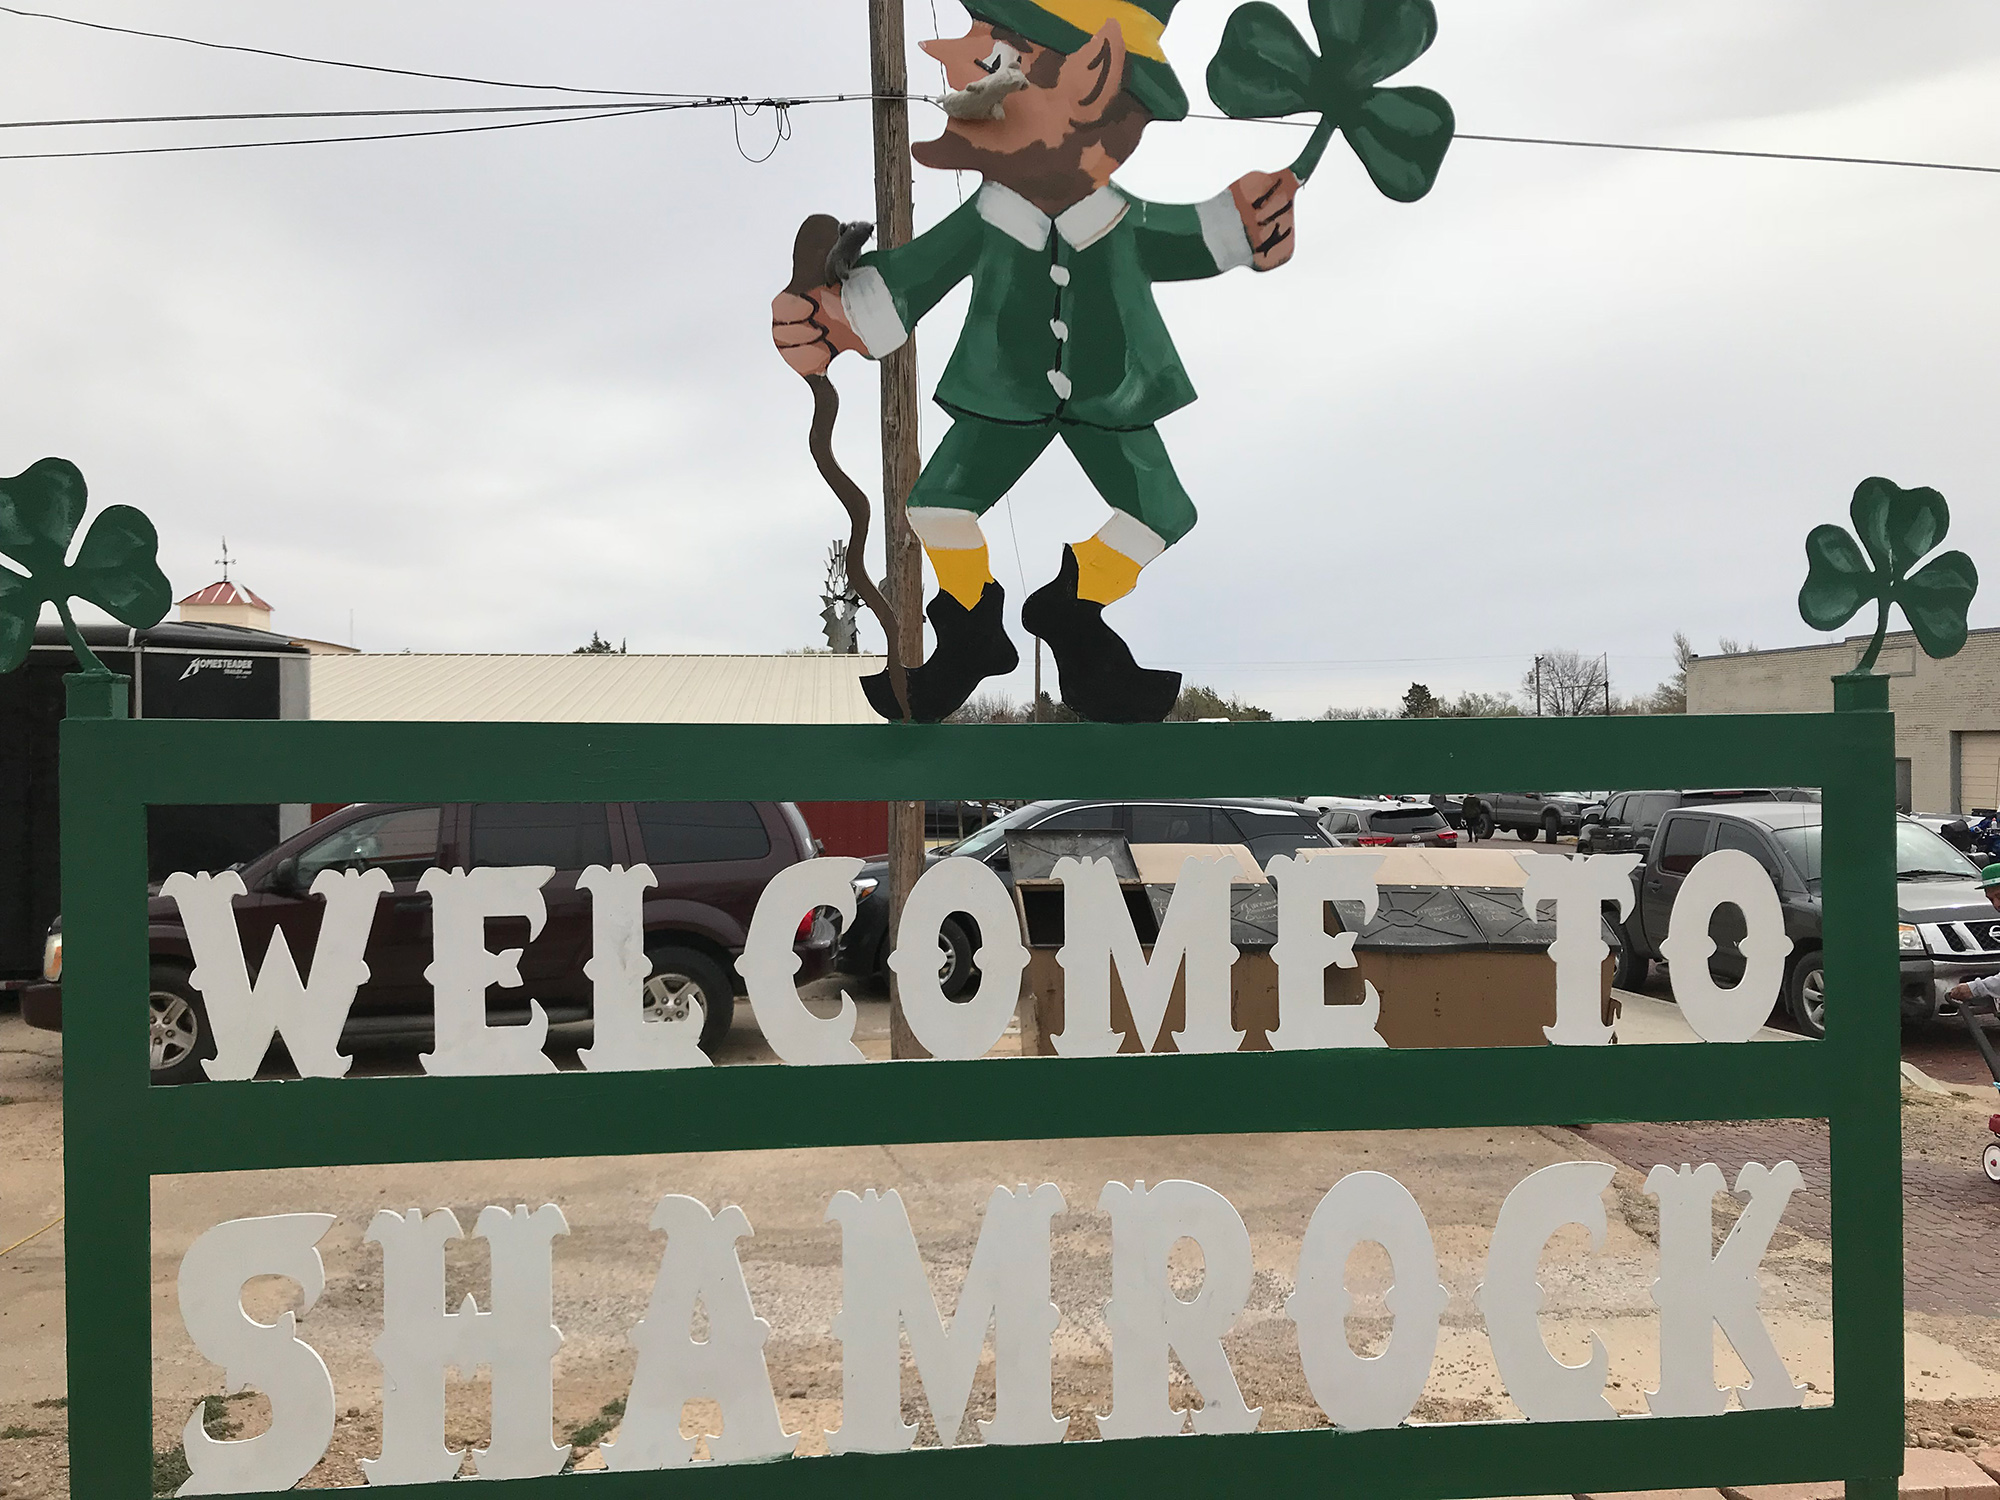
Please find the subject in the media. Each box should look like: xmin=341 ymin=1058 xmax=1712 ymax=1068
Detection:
xmin=1687 ymin=626 xmax=2000 ymax=815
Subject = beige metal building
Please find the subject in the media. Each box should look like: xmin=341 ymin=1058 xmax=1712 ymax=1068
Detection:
xmin=1687 ymin=626 xmax=2000 ymax=815
xmin=309 ymin=652 xmax=885 ymax=725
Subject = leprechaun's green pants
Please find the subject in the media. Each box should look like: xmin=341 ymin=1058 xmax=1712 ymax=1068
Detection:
xmin=907 ymin=412 xmax=1199 ymax=547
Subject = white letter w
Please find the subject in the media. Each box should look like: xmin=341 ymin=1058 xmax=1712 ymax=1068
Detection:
xmin=163 ymin=868 xmax=389 ymax=1080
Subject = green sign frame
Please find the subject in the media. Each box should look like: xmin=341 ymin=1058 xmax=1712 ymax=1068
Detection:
xmin=59 ymin=709 xmax=1901 ymax=1498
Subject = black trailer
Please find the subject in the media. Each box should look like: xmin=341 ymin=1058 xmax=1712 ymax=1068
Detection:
xmin=0 ymin=621 xmax=310 ymax=985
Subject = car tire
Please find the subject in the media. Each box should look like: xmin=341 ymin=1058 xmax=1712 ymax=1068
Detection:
xmin=1609 ymin=922 xmax=1648 ymax=991
xmin=643 ymin=945 xmax=737 ymax=1054
xmin=150 ymin=964 xmax=215 ymax=1086
xmin=1786 ymin=952 xmax=1826 ymax=1039
xmin=1542 ymin=812 xmax=1563 ymax=844
xmin=1471 ymin=809 xmax=1495 ymax=841
xmin=937 ymin=916 xmax=976 ymax=1001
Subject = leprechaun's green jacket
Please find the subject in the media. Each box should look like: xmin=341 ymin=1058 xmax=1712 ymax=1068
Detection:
xmin=841 ymin=180 xmax=1254 ymax=432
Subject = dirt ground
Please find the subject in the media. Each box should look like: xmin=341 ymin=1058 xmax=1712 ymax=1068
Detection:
xmin=5 ymin=990 xmax=2000 ymax=1497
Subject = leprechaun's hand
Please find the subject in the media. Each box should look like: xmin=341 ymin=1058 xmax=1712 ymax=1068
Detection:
xmin=772 ymin=285 xmax=864 ymax=376
xmin=1231 ymin=169 xmax=1298 ymax=271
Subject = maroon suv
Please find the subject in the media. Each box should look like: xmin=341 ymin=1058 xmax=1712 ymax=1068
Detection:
xmin=24 ymin=799 xmax=835 ymax=1083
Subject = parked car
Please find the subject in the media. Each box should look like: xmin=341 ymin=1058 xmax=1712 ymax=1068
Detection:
xmin=924 ymin=800 xmax=1008 ymax=842
xmin=1606 ymin=801 xmax=2000 ymax=1038
xmin=1461 ymin=792 xmax=1601 ymax=844
xmin=1306 ymin=797 xmax=1462 ymax=848
xmin=1578 ymin=787 xmax=1820 ymax=855
xmin=836 ymin=798 xmax=1334 ymax=998
xmin=23 ymin=799 xmax=835 ymax=1083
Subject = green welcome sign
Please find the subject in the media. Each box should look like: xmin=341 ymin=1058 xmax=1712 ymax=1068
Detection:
xmin=54 ymin=705 xmax=1903 ymax=1498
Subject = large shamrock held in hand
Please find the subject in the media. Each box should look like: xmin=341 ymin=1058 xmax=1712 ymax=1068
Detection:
xmin=1207 ymin=0 xmax=1455 ymax=198
xmin=1799 ymin=476 xmax=1978 ymax=673
xmin=0 ymin=457 xmax=172 ymax=675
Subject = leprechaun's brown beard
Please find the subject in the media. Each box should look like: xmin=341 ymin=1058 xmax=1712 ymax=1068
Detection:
xmin=913 ymin=129 xmax=1103 ymax=216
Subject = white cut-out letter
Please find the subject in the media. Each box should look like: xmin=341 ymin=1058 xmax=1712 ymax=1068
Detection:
xmin=1477 ymin=1161 xmax=1618 ymax=1421
xmin=470 ymin=1205 xmax=569 ymax=1480
xmin=1053 ymin=856 xmax=1240 ymax=1056
xmin=176 ymin=1213 xmax=338 ymax=1496
xmin=362 ymin=1203 xmax=570 ymax=1485
xmin=736 ymin=857 xmax=865 ymax=1066
xmin=1287 ymin=1171 xmax=1449 ymax=1430
xmin=1098 ymin=1179 xmax=1260 ymax=1439
xmin=825 ymin=1185 xmax=1067 ymax=1452
xmin=1658 ymin=851 xmax=1795 ymax=1043
xmin=576 ymin=865 xmax=707 ymax=1071
xmin=890 ymin=857 xmax=1030 ymax=1060
xmin=362 ymin=1208 xmax=472 ymax=1487
xmin=604 ymin=1196 xmax=794 ymax=1470
xmin=419 ymin=866 xmax=556 ymax=1075
xmin=1518 ymin=852 xmax=1640 ymax=1047
xmin=1265 ymin=852 xmax=1386 ymax=1050
xmin=1645 ymin=1161 xmax=1807 ymax=1416
xmin=165 ymin=868 xmax=390 ymax=1080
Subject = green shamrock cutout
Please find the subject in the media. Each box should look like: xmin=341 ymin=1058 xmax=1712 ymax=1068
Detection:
xmin=0 ymin=457 xmax=172 ymax=677
xmin=1799 ymin=476 xmax=1978 ymax=674
xmin=1207 ymin=0 xmax=1455 ymax=197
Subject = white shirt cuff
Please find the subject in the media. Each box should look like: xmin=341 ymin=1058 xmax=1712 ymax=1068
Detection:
xmin=1197 ymin=190 xmax=1254 ymax=273
xmin=840 ymin=267 xmax=908 ymax=358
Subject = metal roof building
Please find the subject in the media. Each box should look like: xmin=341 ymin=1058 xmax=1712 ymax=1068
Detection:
xmin=309 ymin=653 xmax=886 ymax=725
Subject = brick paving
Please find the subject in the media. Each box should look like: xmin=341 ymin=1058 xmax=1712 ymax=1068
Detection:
xmin=1575 ymin=1119 xmax=2000 ymax=1319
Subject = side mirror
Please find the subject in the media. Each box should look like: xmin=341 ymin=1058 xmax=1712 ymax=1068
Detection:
xmin=268 ymin=856 xmax=305 ymax=896
xmin=1634 ymin=837 xmax=1653 ymax=857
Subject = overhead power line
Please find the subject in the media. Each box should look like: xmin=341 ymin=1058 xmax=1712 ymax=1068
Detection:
xmin=0 ymin=2 xmax=1993 ymax=180
xmin=0 ymin=2 xmax=687 ymax=99
xmin=0 ymin=104 xmax=675 ymax=162
xmin=1193 ymin=111 xmax=2000 ymax=178
xmin=0 ymin=92 xmax=911 ymax=163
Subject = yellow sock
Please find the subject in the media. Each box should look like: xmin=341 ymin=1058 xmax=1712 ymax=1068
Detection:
xmin=927 ymin=544 xmax=994 ymax=610
xmin=1071 ymin=535 xmax=1144 ymax=605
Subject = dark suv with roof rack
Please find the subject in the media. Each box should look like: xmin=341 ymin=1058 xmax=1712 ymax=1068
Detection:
xmin=25 ymin=799 xmax=834 ymax=1083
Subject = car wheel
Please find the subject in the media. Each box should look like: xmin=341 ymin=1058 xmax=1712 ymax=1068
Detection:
xmin=1787 ymin=952 xmax=1826 ymax=1038
xmin=1542 ymin=812 xmax=1562 ymax=844
xmin=1471 ymin=809 xmax=1495 ymax=841
xmin=1985 ymin=1143 xmax=2000 ymax=1184
xmin=150 ymin=965 xmax=214 ymax=1085
xmin=1609 ymin=921 xmax=1648 ymax=991
xmin=937 ymin=917 xmax=976 ymax=1001
xmin=643 ymin=946 xmax=737 ymax=1054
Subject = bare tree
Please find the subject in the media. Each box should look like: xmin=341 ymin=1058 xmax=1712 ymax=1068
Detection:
xmin=1520 ymin=649 xmax=1609 ymax=716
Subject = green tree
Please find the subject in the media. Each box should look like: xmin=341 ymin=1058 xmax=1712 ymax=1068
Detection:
xmin=1400 ymin=682 xmax=1441 ymax=718
xmin=1169 ymin=684 xmax=1272 ymax=722
xmin=573 ymin=631 xmax=626 ymax=655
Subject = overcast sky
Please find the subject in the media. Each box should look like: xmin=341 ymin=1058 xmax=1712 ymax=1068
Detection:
xmin=2 ymin=1 xmax=1996 ymax=716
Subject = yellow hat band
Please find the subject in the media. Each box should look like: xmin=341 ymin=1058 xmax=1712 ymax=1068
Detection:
xmin=1034 ymin=0 xmax=1168 ymax=63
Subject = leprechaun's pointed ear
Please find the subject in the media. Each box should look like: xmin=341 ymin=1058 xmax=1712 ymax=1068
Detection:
xmin=1060 ymin=19 xmax=1128 ymax=120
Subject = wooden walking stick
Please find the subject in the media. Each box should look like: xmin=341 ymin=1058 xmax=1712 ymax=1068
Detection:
xmin=785 ymin=213 xmax=911 ymax=722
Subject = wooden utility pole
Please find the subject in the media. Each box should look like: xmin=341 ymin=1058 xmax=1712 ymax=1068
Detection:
xmin=870 ymin=0 xmax=929 ymax=1060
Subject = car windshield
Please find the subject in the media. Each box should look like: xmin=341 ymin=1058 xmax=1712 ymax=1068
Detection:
xmin=1770 ymin=819 xmax=1980 ymax=885
xmin=942 ymin=802 xmax=1048 ymax=860
xmin=1894 ymin=820 xmax=1982 ymax=880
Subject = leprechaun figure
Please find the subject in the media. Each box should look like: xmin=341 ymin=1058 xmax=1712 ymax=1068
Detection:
xmin=773 ymin=0 xmax=1297 ymax=723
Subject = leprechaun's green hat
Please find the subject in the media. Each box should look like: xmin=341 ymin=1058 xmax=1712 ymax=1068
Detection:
xmin=1980 ymin=862 xmax=2000 ymax=890
xmin=969 ymin=0 xmax=1189 ymax=121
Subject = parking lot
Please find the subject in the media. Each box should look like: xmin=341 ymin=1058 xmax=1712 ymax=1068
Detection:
xmin=7 ymin=939 xmax=2000 ymax=1494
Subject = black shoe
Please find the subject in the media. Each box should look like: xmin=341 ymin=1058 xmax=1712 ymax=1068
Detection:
xmin=861 ymin=581 xmax=1019 ymax=723
xmin=1020 ymin=546 xmax=1181 ymax=724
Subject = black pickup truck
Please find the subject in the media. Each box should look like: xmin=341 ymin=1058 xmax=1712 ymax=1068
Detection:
xmin=1609 ymin=801 xmax=2000 ymax=1037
